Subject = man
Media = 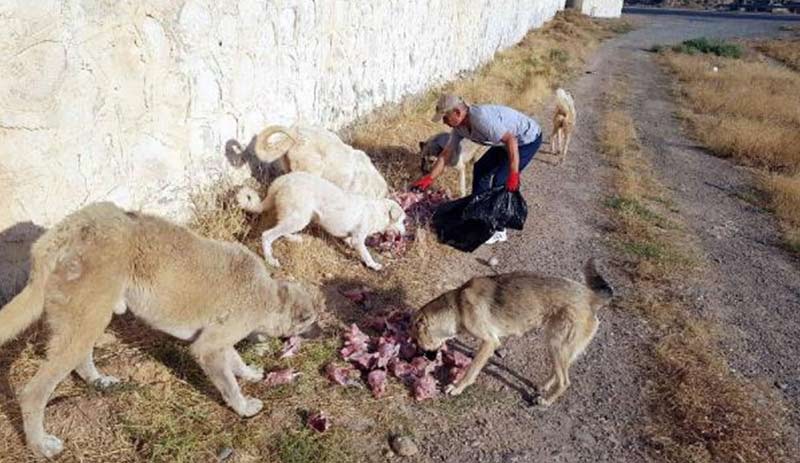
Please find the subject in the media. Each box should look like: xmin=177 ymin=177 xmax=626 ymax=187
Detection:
xmin=413 ymin=94 xmax=543 ymax=244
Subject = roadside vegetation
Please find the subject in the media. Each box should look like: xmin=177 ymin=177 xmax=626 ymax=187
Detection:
xmin=599 ymin=78 xmax=792 ymax=463
xmin=656 ymin=37 xmax=800 ymax=253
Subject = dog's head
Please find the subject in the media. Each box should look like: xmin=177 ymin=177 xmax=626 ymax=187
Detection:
xmin=272 ymin=281 xmax=321 ymax=337
xmin=411 ymin=294 xmax=457 ymax=352
xmin=419 ymin=139 xmax=442 ymax=174
xmin=383 ymin=200 xmax=407 ymax=236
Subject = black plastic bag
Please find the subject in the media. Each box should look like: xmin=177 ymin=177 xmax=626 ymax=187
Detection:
xmin=432 ymin=196 xmax=494 ymax=252
xmin=462 ymin=186 xmax=527 ymax=231
xmin=432 ymin=186 xmax=528 ymax=252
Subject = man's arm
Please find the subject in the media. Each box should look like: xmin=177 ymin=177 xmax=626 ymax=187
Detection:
xmin=428 ymin=144 xmax=452 ymax=179
xmin=501 ymin=132 xmax=520 ymax=191
xmin=412 ymin=140 xmax=454 ymax=190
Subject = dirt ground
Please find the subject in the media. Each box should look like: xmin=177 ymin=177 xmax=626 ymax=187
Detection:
xmin=408 ymin=12 xmax=800 ymax=462
xmin=2 ymin=10 xmax=800 ymax=463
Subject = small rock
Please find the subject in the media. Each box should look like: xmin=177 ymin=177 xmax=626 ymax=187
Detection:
xmin=390 ymin=435 xmax=419 ymax=457
xmin=324 ymin=272 xmax=333 ymax=279
xmin=775 ymin=381 xmax=788 ymax=391
xmin=488 ymin=256 xmax=499 ymax=267
xmin=217 ymin=447 xmax=234 ymax=461
xmin=494 ymin=348 xmax=507 ymax=359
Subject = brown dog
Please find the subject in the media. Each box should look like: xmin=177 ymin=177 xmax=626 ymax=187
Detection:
xmin=0 ymin=202 xmax=320 ymax=458
xmin=412 ymin=259 xmax=612 ymax=405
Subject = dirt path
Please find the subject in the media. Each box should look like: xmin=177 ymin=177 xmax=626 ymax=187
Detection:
xmin=417 ymin=12 xmax=800 ymax=462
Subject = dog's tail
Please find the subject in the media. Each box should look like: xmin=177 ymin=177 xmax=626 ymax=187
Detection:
xmin=0 ymin=270 xmax=46 ymax=347
xmin=583 ymin=258 xmax=613 ymax=309
xmin=555 ymin=88 xmax=576 ymax=123
xmin=254 ymin=125 xmax=298 ymax=163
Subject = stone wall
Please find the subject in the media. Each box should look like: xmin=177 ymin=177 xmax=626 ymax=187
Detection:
xmin=2 ymin=0 xmax=622 ymax=298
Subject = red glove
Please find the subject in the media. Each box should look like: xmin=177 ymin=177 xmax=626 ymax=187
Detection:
xmin=506 ymin=171 xmax=520 ymax=192
xmin=412 ymin=175 xmax=434 ymax=191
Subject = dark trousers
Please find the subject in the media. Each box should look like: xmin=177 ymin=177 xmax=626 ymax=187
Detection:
xmin=471 ymin=134 xmax=542 ymax=195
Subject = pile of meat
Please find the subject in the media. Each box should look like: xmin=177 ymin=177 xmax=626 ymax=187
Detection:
xmin=325 ymin=309 xmax=471 ymax=401
xmin=366 ymin=188 xmax=451 ymax=255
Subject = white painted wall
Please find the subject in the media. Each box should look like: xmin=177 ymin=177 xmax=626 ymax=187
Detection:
xmin=575 ymin=0 xmax=624 ymax=18
xmin=2 ymin=0 xmax=609 ymax=297
xmin=0 ymin=0 xmax=572 ymax=230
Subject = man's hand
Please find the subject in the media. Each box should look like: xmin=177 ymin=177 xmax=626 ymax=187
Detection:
xmin=506 ymin=171 xmax=520 ymax=192
xmin=412 ymin=175 xmax=434 ymax=191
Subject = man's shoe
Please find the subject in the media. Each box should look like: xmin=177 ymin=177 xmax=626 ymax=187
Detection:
xmin=485 ymin=229 xmax=507 ymax=245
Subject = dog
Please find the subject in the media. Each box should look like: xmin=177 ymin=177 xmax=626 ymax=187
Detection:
xmin=0 ymin=202 xmax=320 ymax=458
xmin=550 ymin=88 xmax=576 ymax=164
xmin=237 ymin=172 xmax=406 ymax=271
xmin=252 ymin=124 xmax=389 ymax=199
xmin=419 ymin=132 xmax=486 ymax=197
xmin=412 ymin=258 xmax=612 ymax=406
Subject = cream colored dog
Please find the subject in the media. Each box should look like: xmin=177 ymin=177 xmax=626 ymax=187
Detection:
xmin=550 ymin=88 xmax=576 ymax=164
xmin=412 ymin=259 xmax=612 ymax=406
xmin=253 ymin=124 xmax=389 ymax=199
xmin=419 ymin=132 xmax=486 ymax=197
xmin=237 ymin=172 xmax=406 ymax=271
xmin=0 ymin=202 xmax=319 ymax=459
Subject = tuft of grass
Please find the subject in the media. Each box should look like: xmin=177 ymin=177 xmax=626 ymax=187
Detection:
xmin=187 ymin=176 xmax=253 ymax=242
xmin=604 ymin=196 xmax=672 ymax=228
xmin=670 ymin=37 xmax=743 ymax=59
xmin=762 ymin=172 xmax=800 ymax=254
xmin=755 ymin=37 xmax=800 ymax=71
xmin=274 ymin=428 xmax=352 ymax=463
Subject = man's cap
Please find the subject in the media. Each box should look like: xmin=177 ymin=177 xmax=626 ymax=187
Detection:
xmin=432 ymin=94 xmax=465 ymax=122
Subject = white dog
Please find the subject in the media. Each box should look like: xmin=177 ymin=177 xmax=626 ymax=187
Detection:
xmin=551 ymin=88 xmax=576 ymax=164
xmin=237 ymin=172 xmax=406 ymax=271
xmin=419 ymin=132 xmax=486 ymax=197
xmin=253 ymin=124 xmax=389 ymax=199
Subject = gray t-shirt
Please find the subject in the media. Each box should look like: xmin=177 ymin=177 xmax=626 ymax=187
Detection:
xmin=449 ymin=104 xmax=540 ymax=150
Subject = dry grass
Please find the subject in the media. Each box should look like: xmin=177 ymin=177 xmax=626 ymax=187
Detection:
xmin=762 ymin=172 xmax=800 ymax=252
xmin=599 ymin=80 xmax=792 ymax=463
xmin=186 ymin=176 xmax=253 ymax=242
xmin=660 ymin=43 xmax=800 ymax=254
xmin=0 ymin=11 xmax=633 ymax=463
xmin=662 ymin=52 xmax=800 ymax=172
xmin=755 ymin=37 xmax=800 ymax=71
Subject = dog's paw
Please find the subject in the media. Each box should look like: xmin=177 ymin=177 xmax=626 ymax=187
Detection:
xmin=367 ymin=262 xmax=383 ymax=271
xmin=445 ymin=384 xmax=464 ymax=396
xmin=113 ymin=299 xmax=127 ymax=315
xmin=238 ymin=397 xmax=264 ymax=417
xmin=94 ymin=375 xmax=121 ymax=389
xmin=284 ymin=233 xmax=303 ymax=243
xmin=32 ymin=434 xmax=64 ymax=458
xmin=535 ymin=395 xmax=552 ymax=408
xmin=240 ymin=365 xmax=264 ymax=383
xmin=264 ymin=256 xmax=281 ymax=268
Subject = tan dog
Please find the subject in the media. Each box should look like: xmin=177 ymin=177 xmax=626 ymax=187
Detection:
xmin=412 ymin=259 xmax=612 ymax=406
xmin=0 ymin=202 xmax=319 ymax=458
xmin=550 ymin=88 xmax=576 ymax=164
xmin=237 ymin=172 xmax=406 ymax=271
xmin=253 ymin=124 xmax=388 ymax=199
xmin=419 ymin=132 xmax=486 ymax=197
